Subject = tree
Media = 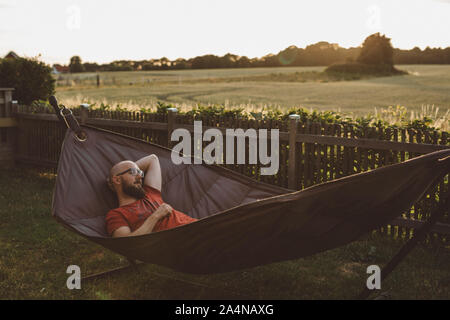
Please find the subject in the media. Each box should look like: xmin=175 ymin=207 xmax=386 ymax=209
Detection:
xmin=221 ymin=54 xmax=238 ymax=68
xmin=278 ymin=45 xmax=298 ymax=65
xmin=69 ymin=55 xmax=85 ymax=73
xmin=190 ymin=55 xmax=222 ymax=69
xmin=83 ymin=62 xmax=99 ymax=72
xmin=0 ymin=57 xmax=55 ymax=104
xmin=357 ymin=33 xmax=394 ymax=66
xmin=236 ymin=56 xmax=251 ymax=68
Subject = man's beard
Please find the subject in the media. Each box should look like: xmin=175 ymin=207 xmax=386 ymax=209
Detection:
xmin=122 ymin=181 xmax=146 ymax=199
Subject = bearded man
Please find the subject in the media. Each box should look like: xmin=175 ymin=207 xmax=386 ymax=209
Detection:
xmin=105 ymin=154 xmax=197 ymax=237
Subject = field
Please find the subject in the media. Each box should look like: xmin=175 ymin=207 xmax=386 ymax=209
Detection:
xmin=1 ymin=167 xmax=449 ymax=300
xmin=55 ymin=65 xmax=450 ymax=118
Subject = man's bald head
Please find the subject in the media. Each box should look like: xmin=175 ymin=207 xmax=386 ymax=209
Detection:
xmin=107 ymin=159 xmax=146 ymax=200
xmin=109 ymin=160 xmax=137 ymax=180
xmin=108 ymin=160 xmax=139 ymax=193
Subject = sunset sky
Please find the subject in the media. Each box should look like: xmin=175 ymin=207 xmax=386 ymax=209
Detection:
xmin=1 ymin=0 xmax=449 ymax=65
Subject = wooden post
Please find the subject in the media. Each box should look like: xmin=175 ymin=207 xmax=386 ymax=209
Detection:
xmin=0 ymin=88 xmax=16 ymax=166
xmin=4 ymin=90 xmax=12 ymax=117
xmin=8 ymin=100 xmax=18 ymax=150
xmin=288 ymin=114 xmax=300 ymax=190
xmin=80 ymin=103 xmax=90 ymax=125
xmin=96 ymin=74 xmax=100 ymax=87
xmin=167 ymin=107 xmax=178 ymax=148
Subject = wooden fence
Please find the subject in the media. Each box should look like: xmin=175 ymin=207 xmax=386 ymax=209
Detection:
xmin=3 ymin=98 xmax=450 ymax=242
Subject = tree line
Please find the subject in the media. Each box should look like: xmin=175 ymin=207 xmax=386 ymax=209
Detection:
xmin=65 ymin=43 xmax=450 ymax=74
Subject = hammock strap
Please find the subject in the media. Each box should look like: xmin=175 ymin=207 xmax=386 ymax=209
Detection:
xmin=49 ymin=95 xmax=86 ymax=141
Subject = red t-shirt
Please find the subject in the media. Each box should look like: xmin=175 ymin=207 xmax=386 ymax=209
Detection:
xmin=106 ymin=185 xmax=197 ymax=236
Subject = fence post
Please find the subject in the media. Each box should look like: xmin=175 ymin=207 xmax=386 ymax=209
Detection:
xmin=0 ymin=88 xmax=16 ymax=167
xmin=167 ymin=108 xmax=178 ymax=148
xmin=80 ymin=103 xmax=90 ymax=125
xmin=288 ymin=114 xmax=300 ymax=190
xmin=9 ymin=100 xmax=18 ymax=151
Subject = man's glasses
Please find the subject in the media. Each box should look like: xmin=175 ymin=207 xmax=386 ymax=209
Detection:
xmin=116 ymin=167 xmax=144 ymax=178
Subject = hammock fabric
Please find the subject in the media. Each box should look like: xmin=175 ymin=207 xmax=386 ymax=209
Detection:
xmin=52 ymin=125 xmax=450 ymax=274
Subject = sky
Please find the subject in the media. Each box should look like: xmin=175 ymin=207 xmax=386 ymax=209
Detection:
xmin=1 ymin=0 xmax=449 ymax=65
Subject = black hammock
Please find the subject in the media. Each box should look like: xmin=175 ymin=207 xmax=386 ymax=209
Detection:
xmin=52 ymin=125 xmax=450 ymax=274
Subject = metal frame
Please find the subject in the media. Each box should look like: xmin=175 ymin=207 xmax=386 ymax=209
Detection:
xmin=82 ymin=258 xmax=143 ymax=282
xmin=358 ymin=193 xmax=449 ymax=299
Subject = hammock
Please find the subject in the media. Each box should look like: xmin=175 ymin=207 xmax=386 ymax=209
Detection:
xmin=52 ymin=125 xmax=450 ymax=274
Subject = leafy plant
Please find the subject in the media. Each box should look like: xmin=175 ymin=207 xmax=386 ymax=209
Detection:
xmin=60 ymin=100 xmax=448 ymax=134
xmin=0 ymin=57 xmax=55 ymax=104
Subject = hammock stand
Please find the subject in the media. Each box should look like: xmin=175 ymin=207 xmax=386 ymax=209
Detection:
xmin=357 ymin=195 xmax=449 ymax=299
xmin=48 ymin=97 xmax=449 ymax=299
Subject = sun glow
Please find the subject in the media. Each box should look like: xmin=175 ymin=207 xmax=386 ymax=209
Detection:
xmin=0 ymin=0 xmax=449 ymax=65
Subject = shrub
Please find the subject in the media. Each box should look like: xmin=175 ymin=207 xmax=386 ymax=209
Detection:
xmin=0 ymin=57 xmax=55 ymax=105
xmin=325 ymin=62 xmax=404 ymax=76
xmin=63 ymin=101 xmax=448 ymax=133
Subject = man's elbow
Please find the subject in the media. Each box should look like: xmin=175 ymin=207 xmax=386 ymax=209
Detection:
xmin=112 ymin=227 xmax=132 ymax=238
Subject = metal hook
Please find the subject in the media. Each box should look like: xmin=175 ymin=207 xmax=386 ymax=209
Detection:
xmin=59 ymin=107 xmax=72 ymax=129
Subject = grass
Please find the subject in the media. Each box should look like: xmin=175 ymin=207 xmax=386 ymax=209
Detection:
xmin=1 ymin=166 xmax=449 ymax=300
xmin=55 ymin=65 xmax=450 ymax=117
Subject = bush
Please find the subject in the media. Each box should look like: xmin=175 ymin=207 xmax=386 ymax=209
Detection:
xmin=0 ymin=57 xmax=55 ymax=105
xmin=325 ymin=62 xmax=406 ymax=76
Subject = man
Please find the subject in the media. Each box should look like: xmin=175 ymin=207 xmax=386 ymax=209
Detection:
xmin=106 ymin=154 xmax=197 ymax=237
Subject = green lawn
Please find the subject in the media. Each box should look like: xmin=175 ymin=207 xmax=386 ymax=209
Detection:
xmin=55 ymin=65 xmax=450 ymax=117
xmin=1 ymin=167 xmax=449 ymax=300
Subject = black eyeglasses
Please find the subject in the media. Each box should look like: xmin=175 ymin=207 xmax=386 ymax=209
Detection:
xmin=116 ymin=167 xmax=144 ymax=178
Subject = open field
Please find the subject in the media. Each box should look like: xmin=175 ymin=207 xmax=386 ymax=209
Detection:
xmin=55 ymin=65 xmax=450 ymax=117
xmin=1 ymin=167 xmax=449 ymax=300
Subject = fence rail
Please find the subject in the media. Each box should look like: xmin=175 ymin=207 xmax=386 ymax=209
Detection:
xmin=3 ymin=99 xmax=450 ymax=242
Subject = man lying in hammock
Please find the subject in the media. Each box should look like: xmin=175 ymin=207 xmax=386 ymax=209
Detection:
xmin=105 ymin=155 xmax=197 ymax=237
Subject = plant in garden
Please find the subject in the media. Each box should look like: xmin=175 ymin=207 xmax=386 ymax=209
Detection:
xmin=45 ymin=98 xmax=449 ymax=134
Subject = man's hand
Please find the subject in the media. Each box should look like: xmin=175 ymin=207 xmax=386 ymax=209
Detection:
xmin=113 ymin=203 xmax=173 ymax=238
xmin=153 ymin=203 xmax=172 ymax=220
